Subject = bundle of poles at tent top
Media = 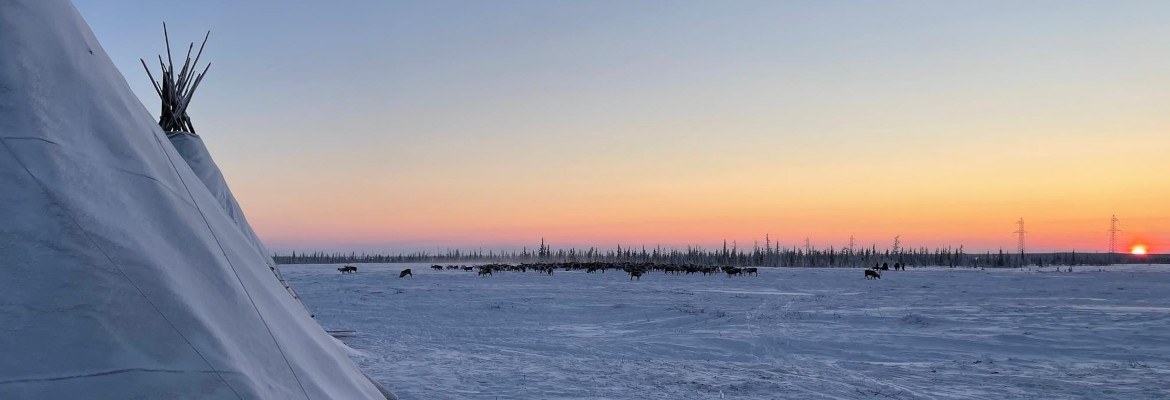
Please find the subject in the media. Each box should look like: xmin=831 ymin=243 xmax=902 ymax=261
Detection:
xmin=141 ymin=23 xmax=210 ymax=135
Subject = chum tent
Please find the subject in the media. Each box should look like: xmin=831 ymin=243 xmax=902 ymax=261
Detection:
xmin=0 ymin=1 xmax=394 ymax=399
xmin=139 ymin=21 xmax=307 ymax=311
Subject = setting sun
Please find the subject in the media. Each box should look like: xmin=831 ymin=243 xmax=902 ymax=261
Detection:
xmin=1131 ymin=245 xmax=1148 ymax=255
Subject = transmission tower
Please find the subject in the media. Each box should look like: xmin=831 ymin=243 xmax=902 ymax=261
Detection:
xmin=848 ymin=235 xmax=856 ymax=253
xmin=1014 ymin=218 xmax=1026 ymax=254
xmin=892 ymin=235 xmax=901 ymax=254
xmin=804 ymin=237 xmax=812 ymax=253
xmin=1108 ymin=215 xmax=1121 ymax=254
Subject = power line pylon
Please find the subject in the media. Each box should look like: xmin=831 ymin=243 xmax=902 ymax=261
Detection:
xmin=1014 ymin=218 xmax=1026 ymax=254
xmin=1108 ymin=215 xmax=1121 ymax=254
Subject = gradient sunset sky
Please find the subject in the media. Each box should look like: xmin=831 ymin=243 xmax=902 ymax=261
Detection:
xmin=75 ymin=1 xmax=1169 ymax=253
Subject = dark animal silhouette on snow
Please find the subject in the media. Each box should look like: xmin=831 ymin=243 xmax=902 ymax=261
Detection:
xmin=399 ymin=268 xmax=412 ymax=278
xmin=337 ymin=265 xmax=357 ymax=274
xmin=865 ymin=269 xmax=881 ymax=280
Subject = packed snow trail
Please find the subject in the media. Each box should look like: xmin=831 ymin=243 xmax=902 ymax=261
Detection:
xmin=285 ymin=264 xmax=1170 ymax=400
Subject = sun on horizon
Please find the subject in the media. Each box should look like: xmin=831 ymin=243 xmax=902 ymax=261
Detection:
xmin=1131 ymin=244 xmax=1148 ymax=255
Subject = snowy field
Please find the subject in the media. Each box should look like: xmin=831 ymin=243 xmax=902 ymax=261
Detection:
xmin=281 ymin=263 xmax=1170 ymax=399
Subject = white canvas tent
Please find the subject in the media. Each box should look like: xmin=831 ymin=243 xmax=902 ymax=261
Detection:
xmin=0 ymin=1 xmax=394 ymax=398
xmin=168 ymin=133 xmax=306 ymax=305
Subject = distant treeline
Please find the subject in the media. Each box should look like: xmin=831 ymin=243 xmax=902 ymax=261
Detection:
xmin=273 ymin=240 xmax=1167 ymax=267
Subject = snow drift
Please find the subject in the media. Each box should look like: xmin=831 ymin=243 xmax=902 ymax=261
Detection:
xmin=0 ymin=1 xmax=392 ymax=398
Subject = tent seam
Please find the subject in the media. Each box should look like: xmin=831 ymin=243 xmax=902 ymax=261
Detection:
xmin=0 ymin=367 xmax=236 ymax=385
xmin=3 ymin=136 xmax=198 ymax=208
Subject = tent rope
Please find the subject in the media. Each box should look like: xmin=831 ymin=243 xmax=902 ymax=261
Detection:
xmin=151 ymin=128 xmax=313 ymax=399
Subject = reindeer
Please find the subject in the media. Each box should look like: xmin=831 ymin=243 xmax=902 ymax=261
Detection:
xmin=478 ymin=267 xmax=493 ymax=277
xmin=743 ymin=267 xmax=758 ymax=276
xmin=337 ymin=266 xmax=357 ymax=274
xmin=626 ymin=268 xmax=645 ymax=280
xmin=398 ymin=268 xmax=412 ymax=278
xmin=865 ymin=269 xmax=881 ymax=280
xmin=430 ymin=265 xmax=443 ymax=271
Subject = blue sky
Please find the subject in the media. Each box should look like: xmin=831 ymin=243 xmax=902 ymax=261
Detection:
xmin=73 ymin=1 xmax=1170 ymax=253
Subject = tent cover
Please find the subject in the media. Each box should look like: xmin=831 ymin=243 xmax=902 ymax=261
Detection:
xmin=0 ymin=1 xmax=394 ymax=398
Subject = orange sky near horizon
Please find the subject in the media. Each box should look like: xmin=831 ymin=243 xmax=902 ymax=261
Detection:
xmin=220 ymin=59 xmax=1170 ymax=253
xmin=234 ymin=124 xmax=1169 ymax=253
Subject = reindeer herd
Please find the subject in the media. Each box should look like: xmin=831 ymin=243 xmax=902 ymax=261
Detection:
xmin=455 ymin=262 xmax=764 ymax=281
xmin=864 ymin=262 xmax=907 ymax=279
xmin=337 ymin=261 xmax=908 ymax=280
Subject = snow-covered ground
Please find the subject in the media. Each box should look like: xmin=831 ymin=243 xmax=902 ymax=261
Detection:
xmin=282 ymin=263 xmax=1170 ymax=399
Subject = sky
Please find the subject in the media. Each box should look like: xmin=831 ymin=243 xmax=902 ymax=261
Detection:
xmin=74 ymin=1 xmax=1170 ymax=254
